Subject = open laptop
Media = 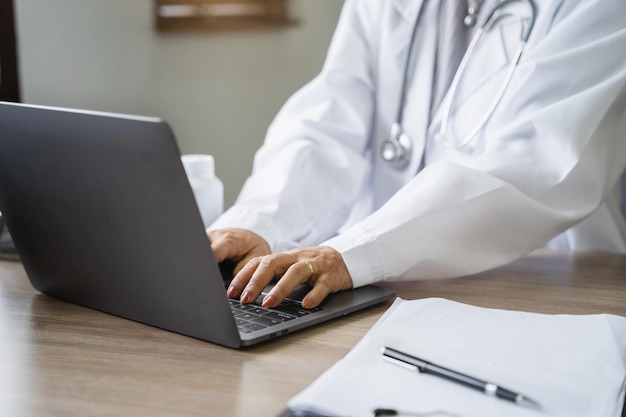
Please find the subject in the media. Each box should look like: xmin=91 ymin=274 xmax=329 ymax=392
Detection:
xmin=0 ymin=101 xmax=395 ymax=348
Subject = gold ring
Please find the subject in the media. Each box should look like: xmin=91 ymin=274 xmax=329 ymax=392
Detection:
xmin=304 ymin=260 xmax=315 ymax=276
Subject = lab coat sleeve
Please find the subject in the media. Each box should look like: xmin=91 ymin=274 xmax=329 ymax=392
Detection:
xmin=209 ymin=0 xmax=378 ymax=251
xmin=324 ymin=0 xmax=626 ymax=287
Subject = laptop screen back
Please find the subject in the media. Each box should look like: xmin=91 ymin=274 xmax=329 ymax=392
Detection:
xmin=0 ymin=102 xmax=242 ymax=348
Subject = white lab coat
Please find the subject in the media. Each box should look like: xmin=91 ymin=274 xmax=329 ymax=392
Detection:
xmin=211 ymin=0 xmax=626 ymax=288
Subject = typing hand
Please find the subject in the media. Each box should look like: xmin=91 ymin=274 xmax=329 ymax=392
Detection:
xmin=227 ymin=246 xmax=354 ymax=310
xmin=208 ymin=228 xmax=271 ymax=277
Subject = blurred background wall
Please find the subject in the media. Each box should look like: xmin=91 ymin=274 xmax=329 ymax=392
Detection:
xmin=14 ymin=0 xmax=343 ymax=207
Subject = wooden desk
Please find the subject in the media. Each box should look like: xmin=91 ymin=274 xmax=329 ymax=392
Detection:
xmin=1 ymin=251 xmax=625 ymax=417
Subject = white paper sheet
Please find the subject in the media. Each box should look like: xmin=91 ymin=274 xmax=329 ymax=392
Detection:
xmin=288 ymin=298 xmax=626 ymax=417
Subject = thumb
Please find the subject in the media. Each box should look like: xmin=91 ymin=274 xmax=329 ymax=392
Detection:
xmin=208 ymin=231 xmax=231 ymax=263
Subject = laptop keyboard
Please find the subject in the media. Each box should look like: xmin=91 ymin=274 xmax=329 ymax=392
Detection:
xmin=229 ymin=296 xmax=322 ymax=333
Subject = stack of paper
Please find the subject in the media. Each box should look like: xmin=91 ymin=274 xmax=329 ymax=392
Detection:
xmin=288 ymin=298 xmax=626 ymax=417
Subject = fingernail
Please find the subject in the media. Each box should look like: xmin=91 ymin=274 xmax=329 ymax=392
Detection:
xmin=302 ymin=298 xmax=312 ymax=309
xmin=262 ymin=295 xmax=276 ymax=308
xmin=240 ymin=290 xmax=251 ymax=304
xmin=227 ymin=285 xmax=236 ymax=298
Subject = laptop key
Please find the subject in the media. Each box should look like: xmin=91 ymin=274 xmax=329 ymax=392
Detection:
xmin=243 ymin=323 xmax=267 ymax=331
xmin=251 ymin=316 xmax=282 ymax=327
xmin=273 ymin=304 xmax=313 ymax=317
xmin=236 ymin=312 xmax=261 ymax=321
xmin=231 ymin=303 xmax=256 ymax=312
xmin=264 ymin=311 xmax=297 ymax=322
xmin=239 ymin=327 xmax=255 ymax=333
xmin=230 ymin=295 xmax=325 ymax=333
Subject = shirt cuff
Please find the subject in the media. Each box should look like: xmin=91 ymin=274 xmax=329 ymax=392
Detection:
xmin=322 ymin=228 xmax=384 ymax=288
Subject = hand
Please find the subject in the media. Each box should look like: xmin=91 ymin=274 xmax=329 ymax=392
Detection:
xmin=208 ymin=228 xmax=271 ymax=276
xmin=227 ymin=246 xmax=354 ymax=310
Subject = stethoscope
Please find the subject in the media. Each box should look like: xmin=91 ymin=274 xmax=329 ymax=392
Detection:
xmin=380 ymin=0 xmax=537 ymax=168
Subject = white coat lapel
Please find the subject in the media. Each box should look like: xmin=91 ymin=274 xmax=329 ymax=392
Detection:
xmin=389 ymin=0 xmax=427 ymax=59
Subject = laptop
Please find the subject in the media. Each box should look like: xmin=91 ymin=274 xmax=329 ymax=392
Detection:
xmin=0 ymin=101 xmax=395 ymax=348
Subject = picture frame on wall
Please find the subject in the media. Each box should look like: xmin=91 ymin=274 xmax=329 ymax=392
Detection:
xmin=155 ymin=0 xmax=295 ymax=33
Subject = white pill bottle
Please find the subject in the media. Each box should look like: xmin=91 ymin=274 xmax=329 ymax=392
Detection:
xmin=181 ymin=154 xmax=224 ymax=228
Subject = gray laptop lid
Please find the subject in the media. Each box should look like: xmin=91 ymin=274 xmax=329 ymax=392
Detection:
xmin=0 ymin=102 xmax=395 ymax=348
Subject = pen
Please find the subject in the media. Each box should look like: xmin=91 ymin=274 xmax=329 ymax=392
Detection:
xmin=381 ymin=347 xmax=541 ymax=409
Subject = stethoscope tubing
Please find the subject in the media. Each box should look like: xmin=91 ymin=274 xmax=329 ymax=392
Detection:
xmin=380 ymin=0 xmax=430 ymax=168
xmin=438 ymin=0 xmax=537 ymax=150
xmin=382 ymin=0 xmax=537 ymax=165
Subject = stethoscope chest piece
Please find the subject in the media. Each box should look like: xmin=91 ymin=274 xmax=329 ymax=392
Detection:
xmin=381 ymin=122 xmax=412 ymax=168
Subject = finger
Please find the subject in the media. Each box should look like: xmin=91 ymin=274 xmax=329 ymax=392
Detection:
xmin=262 ymin=261 xmax=314 ymax=308
xmin=301 ymin=278 xmax=333 ymax=309
xmin=226 ymin=256 xmax=262 ymax=299
xmin=241 ymin=255 xmax=293 ymax=304
xmin=232 ymin=249 xmax=268 ymax=276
